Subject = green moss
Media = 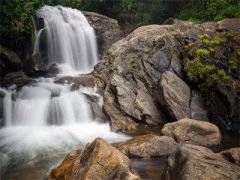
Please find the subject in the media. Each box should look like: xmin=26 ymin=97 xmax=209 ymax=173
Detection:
xmin=195 ymin=48 xmax=211 ymax=58
xmin=211 ymin=37 xmax=226 ymax=46
xmin=182 ymin=32 xmax=239 ymax=91
xmin=185 ymin=58 xmax=215 ymax=82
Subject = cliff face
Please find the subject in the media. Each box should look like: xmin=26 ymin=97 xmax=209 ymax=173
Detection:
xmin=92 ymin=18 xmax=240 ymax=133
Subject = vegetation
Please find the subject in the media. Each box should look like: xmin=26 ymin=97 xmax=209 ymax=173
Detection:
xmin=183 ymin=32 xmax=240 ymax=93
xmin=0 ymin=0 xmax=240 ymax=54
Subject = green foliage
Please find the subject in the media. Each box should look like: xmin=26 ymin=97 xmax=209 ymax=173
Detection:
xmin=0 ymin=0 xmax=240 ymax=55
xmin=183 ymin=32 xmax=240 ymax=92
xmin=178 ymin=0 xmax=240 ymax=22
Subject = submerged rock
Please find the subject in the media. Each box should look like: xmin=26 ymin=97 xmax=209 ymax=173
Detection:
xmin=117 ymin=134 xmax=177 ymax=158
xmin=51 ymin=138 xmax=140 ymax=180
xmin=162 ymin=118 xmax=221 ymax=146
xmin=163 ymin=144 xmax=240 ymax=180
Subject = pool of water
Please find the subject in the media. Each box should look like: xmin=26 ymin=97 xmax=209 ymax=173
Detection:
xmin=1 ymin=132 xmax=239 ymax=180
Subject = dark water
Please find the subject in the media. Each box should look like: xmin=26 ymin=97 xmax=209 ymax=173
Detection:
xmin=131 ymin=156 xmax=168 ymax=180
xmin=1 ymin=133 xmax=239 ymax=180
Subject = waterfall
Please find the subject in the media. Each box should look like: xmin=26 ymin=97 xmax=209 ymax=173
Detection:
xmin=0 ymin=7 xmax=127 ymax=178
xmin=35 ymin=5 xmax=98 ymax=72
xmin=0 ymin=88 xmax=12 ymax=127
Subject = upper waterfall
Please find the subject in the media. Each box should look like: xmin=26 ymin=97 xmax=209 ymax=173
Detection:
xmin=35 ymin=5 xmax=98 ymax=72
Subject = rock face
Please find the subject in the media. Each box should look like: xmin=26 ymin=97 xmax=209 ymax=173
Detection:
xmin=159 ymin=71 xmax=191 ymax=120
xmin=162 ymin=118 xmax=221 ymax=146
xmin=220 ymin=147 xmax=240 ymax=166
xmin=92 ymin=18 xmax=240 ymax=133
xmin=51 ymin=138 xmax=140 ymax=180
xmin=103 ymin=74 xmax=164 ymax=133
xmin=163 ymin=144 xmax=240 ymax=180
xmin=83 ymin=12 xmax=122 ymax=57
xmin=117 ymin=134 xmax=177 ymax=158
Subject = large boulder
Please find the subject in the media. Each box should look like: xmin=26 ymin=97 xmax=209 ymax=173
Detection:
xmin=51 ymin=138 xmax=140 ymax=180
xmin=92 ymin=18 xmax=240 ymax=133
xmin=117 ymin=134 xmax=177 ymax=158
xmin=159 ymin=71 xmax=191 ymax=120
xmin=163 ymin=144 xmax=240 ymax=180
xmin=83 ymin=12 xmax=122 ymax=57
xmin=162 ymin=118 xmax=221 ymax=146
xmin=220 ymin=147 xmax=240 ymax=166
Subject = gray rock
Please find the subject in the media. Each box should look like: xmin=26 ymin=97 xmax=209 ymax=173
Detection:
xmin=159 ymin=71 xmax=191 ymax=120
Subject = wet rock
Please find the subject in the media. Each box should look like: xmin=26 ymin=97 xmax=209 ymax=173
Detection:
xmin=220 ymin=147 xmax=240 ymax=166
xmin=163 ymin=144 xmax=240 ymax=180
xmin=55 ymin=74 xmax=95 ymax=89
xmin=47 ymin=63 xmax=60 ymax=76
xmin=162 ymin=118 xmax=221 ymax=146
xmin=83 ymin=11 xmax=122 ymax=57
xmin=159 ymin=71 xmax=191 ymax=120
xmin=190 ymin=91 xmax=208 ymax=121
xmin=117 ymin=134 xmax=177 ymax=158
xmin=51 ymin=138 xmax=140 ymax=180
xmin=84 ymin=93 xmax=106 ymax=121
xmin=1 ymin=72 xmax=35 ymax=88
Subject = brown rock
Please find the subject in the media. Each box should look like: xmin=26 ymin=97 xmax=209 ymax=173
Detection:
xmin=164 ymin=144 xmax=240 ymax=180
xmin=51 ymin=149 xmax=82 ymax=180
xmin=117 ymin=134 xmax=177 ymax=158
xmin=51 ymin=138 xmax=140 ymax=180
xmin=220 ymin=147 xmax=240 ymax=166
xmin=162 ymin=118 xmax=221 ymax=146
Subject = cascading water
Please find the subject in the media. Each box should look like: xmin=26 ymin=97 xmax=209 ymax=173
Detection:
xmin=0 ymin=6 xmax=127 ymax=180
xmin=34 ymin=5 xmax=98 ymax=73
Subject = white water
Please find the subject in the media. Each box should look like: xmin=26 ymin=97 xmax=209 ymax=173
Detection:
xmin=0 ymin=6 xmax=127 ymax=178
xmin=35 ymin=5 xmax=98 ymax=73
